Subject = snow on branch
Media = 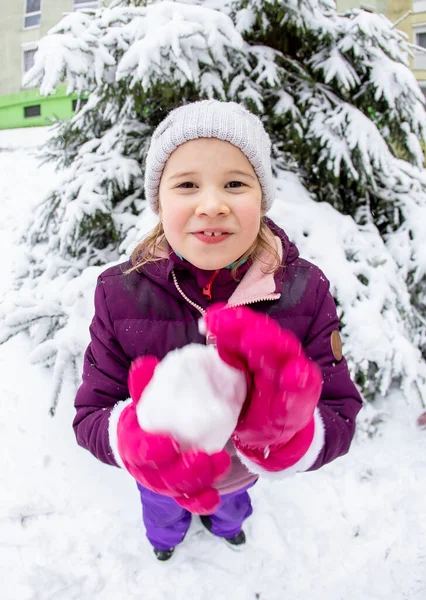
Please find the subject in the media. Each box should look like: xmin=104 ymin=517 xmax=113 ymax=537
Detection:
xmin=308 ymin=95 xmax=391 ymax=181
xmin=24 ymin=1 xmax=244 ymax=96
xmin=309 ymin=47 xmax=360 ymax=91
xmin=338 ymin=10 xmax=410 ymax=66
xmin=24 ymin=115 xmax=147 ymax=267
xmin=269 ymin=170 xmax=425 ymax=400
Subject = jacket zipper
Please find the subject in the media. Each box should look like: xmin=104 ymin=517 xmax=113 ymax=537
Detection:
xmin=171 ymin=270 xmax=280 ymax=344
xmin=202 ymin=269 xmax=220 ymax=301
xmin=172 ymin=270 xmax=207 ymax=317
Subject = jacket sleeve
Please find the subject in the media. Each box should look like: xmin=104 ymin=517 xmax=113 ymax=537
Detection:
xmin=302 ymin=270 xmax=363 ymax=471
xmin=73 ymin=276 xmax=131 ymax=467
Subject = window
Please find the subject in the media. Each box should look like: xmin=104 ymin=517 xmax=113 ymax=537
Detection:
xmin=24 ymin=105 xmax=41 ymax=118
xmin=21 ymin=43 xmax=38 ymax=86
xmin=72 ymin=0 xmax=99 ymax=10
xmin=414 ymin=28 xmax=426 ymax=70
xmin=24 ymin=0 xmax=41 ymax=29
xmin=416 ymin=32 xmax=426 ymax=48
xmin=72 ymin=98 xmax=88 ymax=112
xmin=23 ymin=48 xmax=37 ymax=73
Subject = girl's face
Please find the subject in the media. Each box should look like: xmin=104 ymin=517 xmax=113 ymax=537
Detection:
xmin=159 ymin=138 xmax=263 ymax=270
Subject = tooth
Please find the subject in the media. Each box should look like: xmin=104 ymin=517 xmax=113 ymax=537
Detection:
xmin=204 ymin=231 xmax=213 ymax=236
xmin=213 ymin=232 xmax=223 ymax=236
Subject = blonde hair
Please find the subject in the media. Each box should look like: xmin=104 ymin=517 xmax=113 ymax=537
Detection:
xmin=125 ymin=218 xmax=282 ymax=279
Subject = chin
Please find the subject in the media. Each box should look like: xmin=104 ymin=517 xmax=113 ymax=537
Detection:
xmin=183 ymin=249 xmax=234 ymax=270
xmin=189 ymin=256 xmax=231 ymax=270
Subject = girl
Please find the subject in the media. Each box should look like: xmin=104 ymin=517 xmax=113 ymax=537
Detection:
xmin=73 ymin=100 xmax=363 ymax=561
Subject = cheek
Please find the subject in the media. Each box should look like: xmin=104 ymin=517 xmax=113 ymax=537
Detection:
xmin=160 ymin=198 xmax=187 ymax=234
xmin=238 ymin=204 xmax=262 ymax=235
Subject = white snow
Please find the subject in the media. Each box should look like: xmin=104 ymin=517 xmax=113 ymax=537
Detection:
xmin=1 ymin=130 xmax=426 ymax=600
xmin=137 ymin=344 xmax=247 ymax=453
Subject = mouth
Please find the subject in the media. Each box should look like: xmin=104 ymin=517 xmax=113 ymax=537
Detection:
xmin=192 ymin=230 xmax=232 ymax=244
xmin=196 ymin=230 xmax=229 ymax=237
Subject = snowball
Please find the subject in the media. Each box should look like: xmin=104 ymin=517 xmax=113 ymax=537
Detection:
xmin=136 ymin=344 xmax=247 ymax=454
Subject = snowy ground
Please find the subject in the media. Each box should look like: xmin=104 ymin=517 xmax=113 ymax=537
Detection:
xmin=1 ymin=128 xmax=426 ymax=600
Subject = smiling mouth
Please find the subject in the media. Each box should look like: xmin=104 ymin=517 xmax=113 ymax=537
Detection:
xmin=199 ymin=231 xmax=227 ymax=237
xmin=192 ymin=231 xmax=232 ymax=244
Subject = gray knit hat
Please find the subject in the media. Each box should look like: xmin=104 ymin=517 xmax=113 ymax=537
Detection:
xmin=144 ymin=99 xmax=275 ymax=213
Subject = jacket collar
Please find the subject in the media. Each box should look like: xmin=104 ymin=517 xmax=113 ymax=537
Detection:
xmin=138 ymin=217 xmax=298 ymax=307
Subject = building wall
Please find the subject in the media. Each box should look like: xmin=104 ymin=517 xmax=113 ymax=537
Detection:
xmin=336 ymin=0 xmax=384 ymax=13
xmin=0 ymin=0 xmax=71 ymax=96
xmin=0 ymin=85 xmax=83 ymax=129
xmin=412 ymin=1 xmax=426 ymax=88
xmin=386 ymin=0 xmax=412 ymax=39
xmin=0 ymin=1 xmax=102 ymax=128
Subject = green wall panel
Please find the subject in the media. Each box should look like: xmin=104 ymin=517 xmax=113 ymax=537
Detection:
xmin=0 ymin=86 xmax=85 ymax=129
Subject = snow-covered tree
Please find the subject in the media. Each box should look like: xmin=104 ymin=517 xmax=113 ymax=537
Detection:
xmin=2 ymin=0 xmax=426 ymax=415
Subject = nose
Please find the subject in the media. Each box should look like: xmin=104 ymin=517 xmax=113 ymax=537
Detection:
xmin=194 ymin=190 xmax=231 ymax=218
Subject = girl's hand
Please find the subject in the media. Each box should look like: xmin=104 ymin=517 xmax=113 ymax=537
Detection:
xmin=205 ymin=306 xmax=323 ymax=469
xmin=116 ymin=356 xmax=231 ymax=514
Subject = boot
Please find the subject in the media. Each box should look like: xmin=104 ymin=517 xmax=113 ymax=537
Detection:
xmin=200 ymin=515 xmax=246 ymax=546
xmin=153 ymin=547 xmax=175 ymax=561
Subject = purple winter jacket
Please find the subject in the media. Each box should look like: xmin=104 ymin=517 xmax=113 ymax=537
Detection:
xmin=73 ymin=218 xmax=363 ymax=490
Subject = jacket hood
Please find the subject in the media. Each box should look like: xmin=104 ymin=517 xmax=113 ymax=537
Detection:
xmin=264 ymin=217 xmax=300 ymax=266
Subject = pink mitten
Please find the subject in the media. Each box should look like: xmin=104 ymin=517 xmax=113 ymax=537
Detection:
xmin=205 ymin=306 xmax=323 ymax=471
xmin=116 ymin=357 xmax=231 ymax=514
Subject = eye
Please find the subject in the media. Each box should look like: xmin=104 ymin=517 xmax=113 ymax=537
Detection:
xmin=177 ymin=182 xmax=196 ymax=189
xmin=226 ymin=181 xmax=245 ymax=188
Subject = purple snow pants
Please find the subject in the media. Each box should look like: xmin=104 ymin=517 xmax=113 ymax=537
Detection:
xmin=136 ymin=482 xmax=255 ymax=550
